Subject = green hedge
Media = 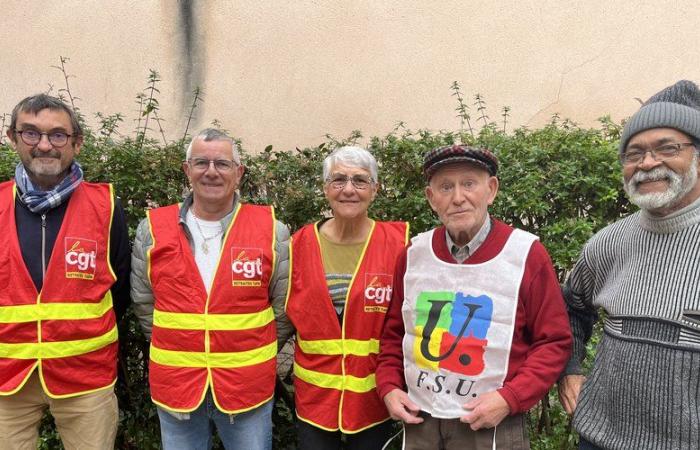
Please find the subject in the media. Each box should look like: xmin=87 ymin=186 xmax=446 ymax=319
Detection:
xmin=0 ymin=113 xmax=629 ymax=449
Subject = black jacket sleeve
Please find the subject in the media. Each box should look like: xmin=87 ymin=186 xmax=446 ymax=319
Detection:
xmin=110 ymin=197 xmax=131 ymax=322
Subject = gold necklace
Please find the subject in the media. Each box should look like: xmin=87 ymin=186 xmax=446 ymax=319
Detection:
xmin=192 ymin=215 xmax=223 ymax=255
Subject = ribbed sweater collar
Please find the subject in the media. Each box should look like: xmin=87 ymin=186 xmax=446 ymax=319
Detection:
xmin=639 ymin=194 xmax=700 ymax=234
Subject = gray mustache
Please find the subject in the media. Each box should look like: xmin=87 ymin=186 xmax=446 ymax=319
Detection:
xmin=632 ymin=167 xmax=674 ymax=184
xmin=31 ymin=150 xmax=61 ymax=159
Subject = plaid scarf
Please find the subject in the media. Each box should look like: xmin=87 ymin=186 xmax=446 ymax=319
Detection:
xmin=14 ymin=162 xmax=84 ymax=214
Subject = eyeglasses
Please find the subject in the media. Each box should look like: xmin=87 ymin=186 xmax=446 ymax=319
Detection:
xmin=187 ymin=158 xmax=238 ymax=172
xmin=326 ymin=174 xmax=374 ymax=190
xmin=14 ymin=129 xmax=74 ymax=147
xmin=621 ymin=142 xmax=696 ymax=165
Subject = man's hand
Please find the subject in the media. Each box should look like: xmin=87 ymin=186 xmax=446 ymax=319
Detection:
xmin=460 ymin=391 xmax=510 ymax=430
xmin=558 ymin=374 xmax=585 ymax=415
xmin=383 ymin=388 xmax=424 ymax=424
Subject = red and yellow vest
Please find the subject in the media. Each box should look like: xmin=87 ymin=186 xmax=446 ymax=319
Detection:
xmin=0 ymin=181 xmax=118 ymax=398
xmin=286 ymin=220 xmax=409 ymax=433
xmin=147 ymin=203 xmax=278 ymax=413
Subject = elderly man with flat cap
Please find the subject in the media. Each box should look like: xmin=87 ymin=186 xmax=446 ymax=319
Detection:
xmin=376 ymin=145 xmax=571 ymax=449
xmin=559 ymin=80 xmax=700 ymax=450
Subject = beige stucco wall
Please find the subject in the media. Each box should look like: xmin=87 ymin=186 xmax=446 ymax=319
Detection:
xmin=2 ymin=1 xmax=699 ymax=152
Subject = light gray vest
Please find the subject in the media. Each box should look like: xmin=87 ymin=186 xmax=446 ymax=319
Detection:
xmin=402 ymin=228 xmax=537 ymax=418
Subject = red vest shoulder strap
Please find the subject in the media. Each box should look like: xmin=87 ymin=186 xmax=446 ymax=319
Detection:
xmin=0 ymin=180 xmax=13 ymax=192
xmin=0 ymin=181 xmax=15 ymax=209
xmin=377 ymin=221 xmax=409 ymax=245
xmin=148 ymin=203 xmax=180 ymax=221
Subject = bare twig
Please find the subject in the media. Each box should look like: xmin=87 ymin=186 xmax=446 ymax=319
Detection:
xmin=182 ymin=87 xmax=203 ymax=142
xmin=154 ymin=110 xmax=168 ymax=145
xmin=0 ymin=114 xmax=7 ymax=144
xmin=141 ymin=70 xmax=162 ymax=144
xmin=474 ymin=93 xmax=489 ymax=126
xmin=451 ymin=81 xmax=473 ymax=137
xmin=51 ymin=56 xmax=80 ymax=112
xmin=502 ymin=106 xmax=511 ymax=133
xmin=134 ymin=93 xmax=146 ymax=137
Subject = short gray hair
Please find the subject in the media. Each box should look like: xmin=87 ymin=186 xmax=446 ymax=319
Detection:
xmin=322 ymin=146 xmax=378 ymax=182
xmin=185 ymin=128 xmax=240 ymax=164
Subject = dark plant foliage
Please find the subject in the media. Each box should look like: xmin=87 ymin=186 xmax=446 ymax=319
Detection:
xmin=0 ymin=66 xmax=630 ymax=449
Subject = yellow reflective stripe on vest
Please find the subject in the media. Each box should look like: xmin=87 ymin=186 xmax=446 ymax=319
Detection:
xmin=296 ymin=338 xmax=380 ymax=356
xmin=293 ymin=362 xmax=376 ymax=393
xmin=153 ymin=306 xmax=274 ymax=331
xmin=150 ymin=341 xmax=277 ymax=368
xmin=0 ymin=326 xmax=117 ymax=359
xmin=0 ymin=292 xmax=113 ymax=324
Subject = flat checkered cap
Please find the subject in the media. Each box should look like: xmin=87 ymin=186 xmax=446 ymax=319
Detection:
xmin=423 ymin=144 xmax=498 ymax=180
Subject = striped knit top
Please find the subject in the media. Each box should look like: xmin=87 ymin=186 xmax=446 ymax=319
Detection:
xmin=317 ymin=230 xmax=364 ymax=319
xmin=563 ymin=196 xmax=700 ymax=450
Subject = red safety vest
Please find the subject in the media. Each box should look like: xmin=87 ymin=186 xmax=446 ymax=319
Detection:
xmin=286 ymin=220 xmax=408 ymax=432
xmin=0 ymin=181 xmax=118 ymax=397
xmin=147 ymin=203 xmax=278 ymax=413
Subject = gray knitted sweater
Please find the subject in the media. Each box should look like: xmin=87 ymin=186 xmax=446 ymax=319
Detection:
xmin=564 ymin=197 xmax=700 ymax=450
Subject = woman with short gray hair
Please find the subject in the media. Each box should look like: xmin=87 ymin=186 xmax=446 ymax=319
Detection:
xmin=285 ymin=146 xmax=408 ymax=449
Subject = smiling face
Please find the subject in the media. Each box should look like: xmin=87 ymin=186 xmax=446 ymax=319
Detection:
xmin=183 ymin=138 xmax=244 ymax=215
xmin=426 ymin=162 xmax=498 ymax=246
xmin=622 ymin=128 xmax=700 ymax=216
xmin=323 ymin=163 xmax=377 ymax=220
xmin=8 ymin=108 xmax=82 ymax=190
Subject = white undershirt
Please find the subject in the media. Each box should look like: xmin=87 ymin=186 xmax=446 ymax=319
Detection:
xmin=185 ymin=210 xmax=223 ymax=294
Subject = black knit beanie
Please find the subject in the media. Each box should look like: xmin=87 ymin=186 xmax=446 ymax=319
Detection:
xmin=619 ymin=80 xmax=700 ymax=153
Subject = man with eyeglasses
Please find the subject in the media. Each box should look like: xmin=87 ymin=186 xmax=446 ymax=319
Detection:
xmin=130 ymin=128 xmax=291 ymax=450
xmin=376 ymin=144 xmax=571 ymax=449
xmin=558 ymin=80 xmax=700 ymax=450
xmin=0 ymin=94 xmax=131 ymax=449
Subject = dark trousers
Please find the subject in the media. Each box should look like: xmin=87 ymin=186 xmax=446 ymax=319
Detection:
xmin=403 ymin=412 xmax=529 ymax=450
xmin=579 ymin=437 xmax=604 ymax=450
xmin=297 ymin=419 xmax=396 ymax=450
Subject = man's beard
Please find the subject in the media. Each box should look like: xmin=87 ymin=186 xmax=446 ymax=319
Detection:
xmin=623 ymin=154 xmax=698 ymax=211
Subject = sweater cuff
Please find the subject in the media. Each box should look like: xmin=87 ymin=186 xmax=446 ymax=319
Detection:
xmin=377 ymin=382 xmax=404 ymax=401
xmin=497 ymin=385 xmax=519 ymax=415
xmin=563 ymin=358 xmax=584 ymax=377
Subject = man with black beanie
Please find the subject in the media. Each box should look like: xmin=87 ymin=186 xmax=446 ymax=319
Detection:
xmin=559 ymin=79 xmax=700 ymax=449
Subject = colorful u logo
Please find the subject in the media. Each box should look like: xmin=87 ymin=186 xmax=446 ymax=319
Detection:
xmin=413 ymin=292 xmax=493 ymax=375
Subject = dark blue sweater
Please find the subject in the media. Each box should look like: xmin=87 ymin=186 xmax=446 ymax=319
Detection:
xmin=13 ymin=192 xmax=131 ymax=321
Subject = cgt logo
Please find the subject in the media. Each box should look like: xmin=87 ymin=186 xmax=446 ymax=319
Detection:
xmin=364 ymin=273 xmax=393 ymax=313
xmin=231 ymin=247 xmax=263 ymax=287
xmin=64 ymin=237 xmax=97 ymax=280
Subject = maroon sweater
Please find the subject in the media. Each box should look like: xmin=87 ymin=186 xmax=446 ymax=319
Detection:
xmin=376 ymin=220 xmax=572 ymax=415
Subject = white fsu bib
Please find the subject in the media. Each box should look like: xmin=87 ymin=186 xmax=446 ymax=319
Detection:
xmin=402 ymin=228 xmax=537 ymax=418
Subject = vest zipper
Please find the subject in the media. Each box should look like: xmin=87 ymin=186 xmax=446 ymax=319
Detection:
xmin=39 ymin=213 xmax=47 ymax=354
xmin=41 ymin=213 xmax=47 ymax=280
